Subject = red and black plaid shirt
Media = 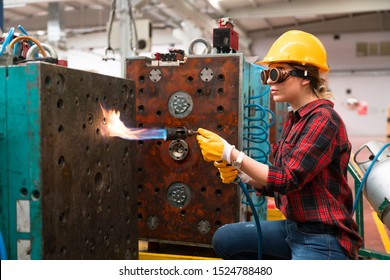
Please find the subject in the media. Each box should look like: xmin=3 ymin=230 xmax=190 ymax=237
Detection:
xmin=266 ymin=99 xmax=363 ymax=259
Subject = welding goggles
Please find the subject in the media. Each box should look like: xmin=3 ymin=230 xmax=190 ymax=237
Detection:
xmin=260 ymin=67 xmax=310 ymax=85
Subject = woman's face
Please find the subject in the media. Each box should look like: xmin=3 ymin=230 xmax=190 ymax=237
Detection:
xmin=266 ymin=63 xmax=304 ymax=104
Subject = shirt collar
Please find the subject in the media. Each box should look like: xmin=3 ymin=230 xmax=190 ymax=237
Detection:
xmin=290 ymin=99 xmax=334 ymax=120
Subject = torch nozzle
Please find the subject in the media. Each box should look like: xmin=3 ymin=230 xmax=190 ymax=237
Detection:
xmin=165 ymin=127 xmax=197 ymax=141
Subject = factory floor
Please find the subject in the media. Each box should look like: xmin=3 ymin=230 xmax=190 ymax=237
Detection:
xmin=348 ymin=135 xmax=390 ymax=257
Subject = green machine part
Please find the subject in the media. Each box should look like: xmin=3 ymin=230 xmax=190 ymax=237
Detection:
xmin=240 ymin=59 xmax=272 ymax=221
xmin=0 ymin=62 xmax=138 ymax=259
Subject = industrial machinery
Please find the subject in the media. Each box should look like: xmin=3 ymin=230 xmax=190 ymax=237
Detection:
xmin=349 ymin=141 xmax=390 ymax=260
xmin=213 ymin=18 xmax=239 ymax=54
xmin=0 ymin=62 xmax=138 ymax=259
xmin=126 ymin=53 xmax=274 ymax=247
xmin=354 ymin=141 xmax=390 ymax=230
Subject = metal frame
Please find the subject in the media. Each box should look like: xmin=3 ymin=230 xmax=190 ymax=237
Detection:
xmin=348 ymin=163 xmax=390 ymax=260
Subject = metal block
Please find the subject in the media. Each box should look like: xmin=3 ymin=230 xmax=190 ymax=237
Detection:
xmin=126 ymin=54 xmax=271 ymax=246
xmin=0 ymin=62 xmax=138 ymax=259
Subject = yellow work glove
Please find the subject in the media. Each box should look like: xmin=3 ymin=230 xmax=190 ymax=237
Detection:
xmin=214 ymin=161 xmax=253 ymax=184
xmin=196 ymin=128 xmax=234 ymax=162
xmin=214 ymin=161 xmax=238 ymax=184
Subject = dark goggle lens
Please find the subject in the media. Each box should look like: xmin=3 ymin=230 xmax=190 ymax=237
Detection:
xmin=269 ymin=68 xmax=282 ymax=82
xmin=260 ymin=70 xmax=269 ymax=84
xmin=261 ymin=68 xmax=287 ymax=84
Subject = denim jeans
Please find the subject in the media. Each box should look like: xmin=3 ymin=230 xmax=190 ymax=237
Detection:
xmin=212 ymin=219 xmax=350 ymax=260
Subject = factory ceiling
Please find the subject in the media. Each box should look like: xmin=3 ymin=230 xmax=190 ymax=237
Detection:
xmin=3 ymin=0 xmax=390 ymax=55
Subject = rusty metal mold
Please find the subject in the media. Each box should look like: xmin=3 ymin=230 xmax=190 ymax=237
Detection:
xmin=126 ymin=55 xmax=244 ymax=246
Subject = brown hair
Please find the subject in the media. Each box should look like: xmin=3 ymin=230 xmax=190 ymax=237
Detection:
xmin=289 ymin=63 xmax=333 ymax=100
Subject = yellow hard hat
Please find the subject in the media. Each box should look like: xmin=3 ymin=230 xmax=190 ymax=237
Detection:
xmin=256 ymin=30 xmax=329 ymax=72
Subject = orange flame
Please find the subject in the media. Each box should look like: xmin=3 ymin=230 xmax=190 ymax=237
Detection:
xmin=100 ymin=104 xmax=166 ymax=140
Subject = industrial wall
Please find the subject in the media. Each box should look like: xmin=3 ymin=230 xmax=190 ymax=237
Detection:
xmin=253 ymin=31 xmax=390 ymax=138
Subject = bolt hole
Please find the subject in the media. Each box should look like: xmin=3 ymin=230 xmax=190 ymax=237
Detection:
xmin=218 ymin=74 xmax=225 ymax=81
xmin=87 ymin=114 xmax=93 ymax=125
xmin=31 ymin=190 xmax=40 ymax=200
xmin=95 ymin=172 xmax=103 ymax=192
xmin=45 ymin=76 xmax=52 ymax=88
xmin=215 ymin=189 xmax=222 ymax=197
xmin=58 ymin=156 xmax=65 ymax=168
xmin=59 ymin=212 xmax=66 ymax=225
xmin=217 ymin=106 xmax=224 ymax=113
xmin=60 ymin=247 xmax=66 ymax=255
xmin=57 ymin=99 xmax=64 ymax=109
xmin=20 ymin=187 xmax=28 ymax=196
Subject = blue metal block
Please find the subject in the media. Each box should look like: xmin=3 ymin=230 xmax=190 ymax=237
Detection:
xmin=241 ymin=58 xmax=271 ymax=220
xmin=0 ymin=62 xmax=138 ymax=259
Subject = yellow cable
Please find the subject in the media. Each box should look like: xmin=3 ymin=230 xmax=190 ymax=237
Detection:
xmin=371 ymin=210 xmax=390 ymax=253
xmin=8 ymin=35 xmax=48 ymax=57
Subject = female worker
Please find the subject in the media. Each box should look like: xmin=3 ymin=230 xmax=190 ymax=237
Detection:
xmin=196 ymin=30 xmax=363 ymax=260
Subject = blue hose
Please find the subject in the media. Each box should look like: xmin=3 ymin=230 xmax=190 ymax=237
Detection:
xmin=237 ymin=179 xmax=262 ymax=260
xmin=0 ymin=231 xmax=7 ymax=260
xmin=0 ymin=27 xmax=15 ymax=56
xmin=352 ymin=142 xmax=390 ymax=215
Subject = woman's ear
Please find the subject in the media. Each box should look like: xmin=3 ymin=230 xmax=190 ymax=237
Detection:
xmin=301 ymin=78 xmax=311 ymax=86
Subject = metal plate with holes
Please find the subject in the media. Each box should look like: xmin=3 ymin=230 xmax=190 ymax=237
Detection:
xmin=0 ymin=63 xmax=138 ymax=259
xmin=126 ymin=55 xmax=244 ymax=245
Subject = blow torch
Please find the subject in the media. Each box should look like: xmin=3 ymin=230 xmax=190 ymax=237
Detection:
xmin=165 ymin=127 xmax=197 ymax=140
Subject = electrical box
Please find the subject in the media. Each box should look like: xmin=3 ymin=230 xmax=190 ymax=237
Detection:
xmin=0 ymin=63 xmax=138 ymax=259
xmin=126 ymin=53 xmax=271 ymax=246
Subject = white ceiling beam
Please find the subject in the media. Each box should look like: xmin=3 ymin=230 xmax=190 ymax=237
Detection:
xmin=4 ymin=0 xmax=66 ymax=6
xmin=228 ymin=0 xmax=390 ymax=19
xmin=4 ymin=0 xmax=145 ymax=6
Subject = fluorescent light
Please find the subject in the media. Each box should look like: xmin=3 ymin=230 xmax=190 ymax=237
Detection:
xmin=4 ymin=3 xmax=26 ymax=8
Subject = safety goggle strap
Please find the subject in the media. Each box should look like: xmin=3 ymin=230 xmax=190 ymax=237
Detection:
xmin=260 ymin=68 xmax=310 ymax=84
